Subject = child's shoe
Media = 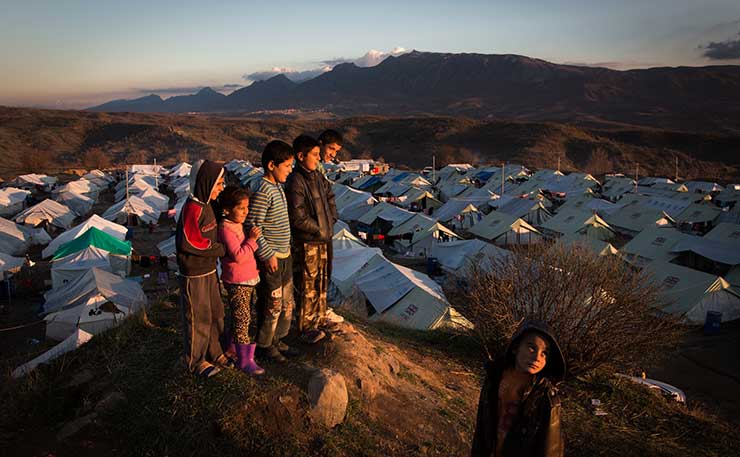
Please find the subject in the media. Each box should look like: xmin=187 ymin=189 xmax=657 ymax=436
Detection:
xmin=236 ymin=343 xmax=265 ymax=375
xmin=300 ymin=329 xmax=326 ymax=344
xmin=276 ymin=341 xmax=300 ymax=357
xmin=257 ymin=345 xmax=287 ymax=363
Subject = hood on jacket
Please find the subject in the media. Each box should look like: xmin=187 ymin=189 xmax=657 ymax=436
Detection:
xmin=503 ymin=319 xmax=566 ymax=383
xmin=190 ymin=160 xmax=224 ymax=204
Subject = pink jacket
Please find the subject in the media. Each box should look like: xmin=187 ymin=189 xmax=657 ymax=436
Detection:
xmin=217 ymin=220 xmax=260 ymax=284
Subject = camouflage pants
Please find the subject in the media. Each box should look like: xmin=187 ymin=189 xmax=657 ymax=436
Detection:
xmin=255 ymin=255 xmax=295 ymax=348
xmin=224 ymin=283 xmax=257 ymax=344
xmin=293 ymin=241 xmax=328 ymax=333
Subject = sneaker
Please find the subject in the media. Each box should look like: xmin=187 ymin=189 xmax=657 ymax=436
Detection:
xmin=300 ymin=329 xmax=326 ymax=344
xmin=257 ymin=345 xmax=287 ymax=363
xmin=197 ymin=362 xmax=222 ymax=378
xmin=326 ymin=308 xmax=345 ymax=324
xmin=214 ymin=353 xmax=237 ymax=369
xmin=276 ymin=341 xmax=300 ymax=357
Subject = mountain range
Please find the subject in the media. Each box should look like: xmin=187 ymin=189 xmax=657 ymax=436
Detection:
xmin=87 ymin=51 xmax=740 ymax=132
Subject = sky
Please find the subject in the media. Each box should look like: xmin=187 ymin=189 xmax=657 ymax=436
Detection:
xmin=1 ymin=0 xmax=740 ymax=109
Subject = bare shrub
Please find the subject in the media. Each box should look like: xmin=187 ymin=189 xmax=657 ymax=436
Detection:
xmin=444 ymin=243 xmax=684 ymax=376
xmin=83 ymin=147 xmax=111 ymax=170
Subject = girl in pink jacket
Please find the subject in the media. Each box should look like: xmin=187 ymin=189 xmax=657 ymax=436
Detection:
xmin=218 ymin=186 xmax=264 ymax=375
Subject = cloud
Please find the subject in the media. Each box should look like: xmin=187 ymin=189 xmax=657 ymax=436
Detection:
xmin=700 ymin=32 xmax=740 ymax=60
xmin=244 ymin=47 xmax=410 ymax=83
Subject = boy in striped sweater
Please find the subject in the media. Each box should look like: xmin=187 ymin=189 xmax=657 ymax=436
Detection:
xmin=246 ymin=140 xmax=298 ymax=362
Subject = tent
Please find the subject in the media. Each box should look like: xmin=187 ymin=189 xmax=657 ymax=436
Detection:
xmin=357 ymin=202 xmax=414 ymax=229
xmin=53 ymin=226 xmax=131 ymax=258
xmin=43 ymin=214 xmax=128 ymax=259
xmin=157 ymin=235 xmax=176 ymax=257
xmin=129 ymin=164 xmax=163 ymax=175
xmin=647 ymin=261 xmax=740 ymax=324
xmin=393 ymin=222 xmax=460 ymax=257
xmin=168 ymin=162 xmax=192 ymax=178
xmin=43 ymin=267 xmax=147 ymax=315
xmin=51 ymin=245 xmax=130 ymax=289
xmin=333 ymin=228 xmax=366 ymax=251
xmin=606 ymin=205 xmax=674 ymax=236
xmin=620 ymin=227 xmax=688 ymax=267
xmin=54 ymin=191 xmax=95 ymax=217
xmin=53 ymin=179 xmax=101 ymax=198
xmin=352 ymin=258 xmax=471 ymax=330
xmin=138 ymin=187 xmax=170 ymax=212
xmin=331 ymin=247 xmax=386 ymax=296
xmin=435 ymin=199 xmax=482 ymax=231
xmin=114 ymin=178 xmax=157 ymax=202
xmin=430 ymin=239 xmax=511 ymax=274
xmin=684 ymin=181 xmax=723 ymax=194
xmin=0 ymin=217 xmax=50 ymax=255
xmin=0 ymin=187 xmax=31 ymax=217
xmin=396 ymin=187 xmax=442 ymax=212
xmin=0 ymin=251 xmax=25 ymax=275
xmin=675 ymin=203 xmax=722 ymax=225
xmin=469 ymin=211 xmax=542 ymax=245
xmin=8 ymin=173 xmax=57 ymax=190
xmin=334 ymin=186 xmax=377 ymax=221
xmin=15 ymin=199 xmax=77 ymax=229
xmin=496 ymin=199 xmax=552 ymax=226
xmin=102 ymin=195 xmax=160 ymax=225
xmin=12 ymin=329 xmax=93 ymax=378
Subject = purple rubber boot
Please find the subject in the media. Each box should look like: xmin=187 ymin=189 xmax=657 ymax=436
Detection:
xmin=236 ymin=343 xmax=265 ymax=376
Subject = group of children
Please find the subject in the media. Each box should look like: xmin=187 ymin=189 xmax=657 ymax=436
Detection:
xmin=175 ymin=130 xmax=567 ymax=455
xmin=176 ymin=130 xmax=343 ymax=378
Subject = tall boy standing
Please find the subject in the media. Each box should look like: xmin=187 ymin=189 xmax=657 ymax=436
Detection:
xmin=247 ymin=140 xmax=296 ymax=362
xmin=176 ymin=160 xmax=227 ymax=378
xmin=286 ymin=135 xmax=338 ymax=343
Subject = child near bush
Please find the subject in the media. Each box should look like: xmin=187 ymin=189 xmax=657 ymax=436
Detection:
xmin=246 ymin=140 xmax=298 ymax=362
xmin=471 ymin=319 xmax=565 ymax=457
xmin=217 ymin=186 xmax=264 ymax=375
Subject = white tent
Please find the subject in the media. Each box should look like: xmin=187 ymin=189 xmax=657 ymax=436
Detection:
xmin=606 ymin=205 xmax=674 ymax=236
xmin=352 ymin=258 xmax=469 ymax=330
xmin=15 ymin=199 xmax=77 ymax=229
xmin=394 ymin=222 xmax=460 ymax=257
xmin=45 ymin=301 xmax=135 ymax=341
xmin=333 ymin=228 xmax=366 ymax=251
xmin=43 ymin=267 xmax=147 ymax=316
xmin=168 ymin=162 xmax=192 ymax=178
xmin=0 ymin=217 xmax=50 ymax=255
xmin=331 ymin=247 xmax=386 ymax=296
xmin=8 ymin=173 xmax=57 ymax=190
xmin=496 ymin=199 xmax=552 ymax=226
xmin=357 ymin=202 xmax=414 ymax=228
xmin=129 ymin=164 xmax=163 ymax=176
xmin=157 ymin=235 xmax=176 ymax=257
xmin=430 ymin=239 xmax=511 ymax=274
xmin=54 ymin=191 xmax=95 ymax=217
xmin=334 ymin=185 xmax=377 ymax=222
xmin=647 ymin=261 xmax=740 ymax=324
xmin=0 ymin=251 xmax=25 ymax=275
xmin=138 ymin=187 xmax=170 ymax=212
xmin=675 ymin=203 xmax=722 ymax=225
xmin=435 ymin=199 xmax=482 ymax=231
xmin=102 ymin=195 xmax=160 ymax=225
xmin=43 ymin=214 xmax=128 ymax=259
xmin=620 ymin=227 xmax=688 ymax=267
xmin=0 ymin=187 xmax=31 ymax=217
xmin=50 ymin=246 xmax=130 ymax=289
xmin=12 ymin=329 xmax=93 ymax=378
xmin=115 ymin=178 xmax=157 ymax=202
xmin=53 ymin=179 xmax=101 ymax=198
xmin=469 ymin=211 xmax=542 ymax=245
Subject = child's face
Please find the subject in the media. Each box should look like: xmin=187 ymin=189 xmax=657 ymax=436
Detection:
xmin=209 ymin=176 xmax=226 ymax=202
xmin=224 ymin=198 xmax=249 ymax=224
xmin=321 ymin=142 xmax=341 ymax=163
xmin=298 ymin=146 xmax=321 ymax=171
xmin=514 ymin=333 xmax=549 ymax=376
xmin=269 ymin=158 xmax=294 ymax=183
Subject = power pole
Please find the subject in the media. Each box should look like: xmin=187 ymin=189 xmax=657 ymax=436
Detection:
xmin=675 ymin=156 xmax=679 ymax=182
xmin=432 ymin=155 xmax=435 ymax=184
xmin=501 ymin=162 xmax=505 ymax=196
xmin=557 ymin=155 xmax=561 ymax=173
xmin=154 ymin=158 xmax=158 ymax=189
xmin=634 ymin=163 xmax=639 ymax=193
xmin=125 ymin=167 xmax=129 ymax=201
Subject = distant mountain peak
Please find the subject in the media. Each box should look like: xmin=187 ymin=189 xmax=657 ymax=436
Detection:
xmin=196 ymin=87 xmax=218 ymax=95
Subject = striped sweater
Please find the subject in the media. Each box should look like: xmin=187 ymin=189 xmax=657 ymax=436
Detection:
xmin=246 ymin=177 xmax=291 ymax=260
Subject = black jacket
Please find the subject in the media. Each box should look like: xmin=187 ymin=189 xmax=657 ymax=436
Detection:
xmin=176 ymin=160 xmax=225 ymax=276
xmin=471 ymin=320 xmax=566 ymax=457
xmin=285 ymin=164 xmax=337 ymax=243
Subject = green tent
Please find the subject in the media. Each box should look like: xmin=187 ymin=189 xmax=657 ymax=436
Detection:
xmin=52 ymin=227 xmax=132 ymax=260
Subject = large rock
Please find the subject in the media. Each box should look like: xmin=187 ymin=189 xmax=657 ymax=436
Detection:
xmin=307 ymin=369 xmax=348 ymax=428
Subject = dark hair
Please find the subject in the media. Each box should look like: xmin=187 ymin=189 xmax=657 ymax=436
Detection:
xmin=318 ymin=129 xmax=343 ymax=146
xmin=261 ymin=140 xmax=294 ymax=170
xmin=219 ymin=185 xmax=250 ymax=213
xmin=292 ymin=134 xmax=320 ymax=158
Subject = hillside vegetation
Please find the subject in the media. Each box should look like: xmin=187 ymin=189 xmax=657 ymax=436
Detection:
xmin=1 ymin=107 xmax=739 ymax=182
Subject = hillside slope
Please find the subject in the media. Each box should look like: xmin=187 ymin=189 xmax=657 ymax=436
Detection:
xmin=2 ymin=107 xmax=739 ymax=182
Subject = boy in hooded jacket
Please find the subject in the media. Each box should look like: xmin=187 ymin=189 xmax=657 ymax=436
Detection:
xmin=471 ymin=320 xmax=565 ymax=457
xmin=176 ymin=160 xmax=228 ymax=378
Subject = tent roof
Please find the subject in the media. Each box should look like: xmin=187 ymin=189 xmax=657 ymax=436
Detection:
xmin=496 ymin=198 xmax=550 ymax=220
xmin=411 ymin=222 xmax=460 ymax=244
xmin=431 ymin=239 xmax=511 ymax=273
xmin=15 ymin=199 xmax=77 ymax=228
xmin=43 ymin=214 xmax=128 ymax=258
xmin=606 ymin=205 xmax=674 ymax=233
xmin=357 ymin=202 xmax=414 ymax=226
xmin=102 ymin=195 xmax=159 ymax=225
xmin=388 ymin=213 xmax=437 ymax=236
xmin=43 ymin=267 xmax=147 ymax=315
xmin=704 ymin=223 xmax=740 ymax=247
xmin=675 ymin=203 xmax=722 ymax=224
xmin=541 ymin=208 xmax=598 ymax=236
xmin=53 ymin=227 xmax=132 ymax=259
xmin=0 ymin=251 xmax=25 ymax=274
xmin=0 ymin=187 xmax=31 ymax=206
xmin=51 ymin=245 xmax=113 ymax=271
xmin=620 ymin=226 xmax=687 ymax=266
xmin=434 ymin=199 xmax=480 ymax=222
xmin=469 ymin=211 xmax=540 ymax=241
xmin=670 ymin=237 xmax=740 ymax=266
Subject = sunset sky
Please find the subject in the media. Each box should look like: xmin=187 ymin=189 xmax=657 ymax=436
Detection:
xmin=2 ymin=0 xmax=740 ymax=109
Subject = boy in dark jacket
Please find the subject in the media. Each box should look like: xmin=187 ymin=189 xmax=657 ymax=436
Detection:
xmin=176 ymin=160 xmax=227 ymax=378
xmin=471 ymin=320 xmax=565 ymax=457
xmin=285 ymin=135 xmax=338 ymax=343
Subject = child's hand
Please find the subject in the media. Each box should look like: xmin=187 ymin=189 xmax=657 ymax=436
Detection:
xmin=248 ymin=225 xmax=261 ymax=240
xmin=266 ymin=256 xmax=278 ymax=273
